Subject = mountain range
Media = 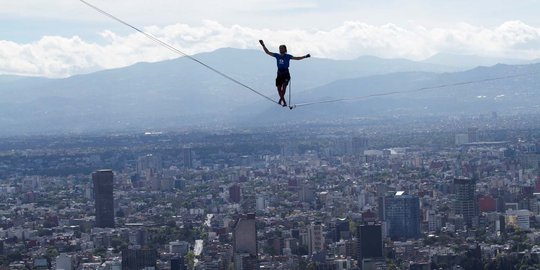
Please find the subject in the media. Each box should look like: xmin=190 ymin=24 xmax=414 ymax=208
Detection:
xmin=1 ymin=48 xmax=539 ymax=136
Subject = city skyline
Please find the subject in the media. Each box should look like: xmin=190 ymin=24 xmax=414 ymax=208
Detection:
xmin=0 ymin=118 xmax=539 ymax=268
xmin=1 ymin=2 xmax=540 ymax=267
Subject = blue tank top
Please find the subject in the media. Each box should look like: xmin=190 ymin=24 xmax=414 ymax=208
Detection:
xmin=273 ymin=53 xmax=292 ymax=70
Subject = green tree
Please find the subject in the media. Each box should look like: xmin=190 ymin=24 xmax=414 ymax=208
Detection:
xmin=94 ymin=248 xmax=106 ymax=258
xmin=46 ymin=247 xmax=59 ymax=260
xmin=185 ymin=251 xmax=195 ymax=270
xmin=349 ymin=219 xmax=357 ymax=236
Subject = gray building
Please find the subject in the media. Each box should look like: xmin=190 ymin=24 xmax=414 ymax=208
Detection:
xmin=233 ymin=213 xmax=258 ymax=270
xmin=384 ymin=191 xmax=421 ymax=240
xmin=357 ymin=222 xmax=383 ymax=263
xmin=454 ymin=177 xmax=478 ymax=228
xmin=93 ymin=169 xmax=114 ymax=228
xmin=121 ymin=248 xmax=157 ymax=270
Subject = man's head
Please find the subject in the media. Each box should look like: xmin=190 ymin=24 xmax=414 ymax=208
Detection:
xmin=279 ymin=45 xmax=287 ymax=54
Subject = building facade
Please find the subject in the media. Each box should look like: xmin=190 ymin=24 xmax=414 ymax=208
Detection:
xmin=92 ymin=169 xmax=115 ymax=228
xmin=384 ymin=191 xmax=421 ymax=240
xmin=454 ymin=177 xmax=478 ymax=228
xmin=233 ymin=213 xmax=258 ymax=270
xmin=121 ymin=248 xmax=158 ymax=270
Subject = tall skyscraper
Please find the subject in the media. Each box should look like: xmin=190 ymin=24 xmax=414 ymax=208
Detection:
xmin=384 ymin=191 xmax=421 ymax=240
xmin=183 ymin=147 xmax=194 ymax=168
xmin=229 ymin=184 xmax=242 ymax=203
xmin=356 ymin=222 xmax=383 ymax=264
xmin=136 ymin=154 xmax=162 ymax=175
xmin=454 ymin=177 xmax=478 ymax=228
xmin=170 ymin=257 xmax=187 ymax=270
xmin=455 ymin=134 xmax=469 ymax=145
xmin=352 ymin=136 xmax=369 ymax=155
xmin=92 ymin=169 xmax=115 ymax=228
xmin=333 ymin=218 xmax=350 ymax=242
xmin=307 ymin=222 xmax=324 ymax=255
xmin=467 ymin=127 xmax=478 ymax=143
xmin=299 ymin=183 xmax=315 ymax=203
xmin=233 ymin=213 xmax=258 ymax=270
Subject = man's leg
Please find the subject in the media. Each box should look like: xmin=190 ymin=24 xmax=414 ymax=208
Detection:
xmin=276 ymin=86 xmax=283 ymax=105
xmin=278 ymin=86 xmax=285 ymax=105
xmin=281 ymin=81 xmax=289 ymax=107
xmin=281 ymin=82 xmax=289 ymax=107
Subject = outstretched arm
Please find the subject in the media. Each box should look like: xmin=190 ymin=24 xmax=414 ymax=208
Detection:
xmin=292 ymin=54 xmax=311 ymax=60
xmin=259 ymin=40 xmax=274 ymax=57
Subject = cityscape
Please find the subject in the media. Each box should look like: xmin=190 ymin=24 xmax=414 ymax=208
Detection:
xmin=0 ymin=113 xmax=539 ymax=269
xmin=4 ymin=0 xmax=540 ymax=269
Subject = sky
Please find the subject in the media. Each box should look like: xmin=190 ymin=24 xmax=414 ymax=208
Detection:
xmin=2 ymin=0 xmax=540 ymax=78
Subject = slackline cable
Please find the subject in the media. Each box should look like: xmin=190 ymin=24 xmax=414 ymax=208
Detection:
xmin=80 ymin=0 xmax=279 ymax=105
xmin=293 ymin=72 xmax=534 ymax=108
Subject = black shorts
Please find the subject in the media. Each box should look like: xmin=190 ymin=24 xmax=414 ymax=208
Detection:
xmin=275 ymin=69 xmax=291 ymax=86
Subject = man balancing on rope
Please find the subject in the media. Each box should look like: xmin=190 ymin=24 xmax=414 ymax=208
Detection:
xmin=259 ymin=40 xmax=310 ymax=107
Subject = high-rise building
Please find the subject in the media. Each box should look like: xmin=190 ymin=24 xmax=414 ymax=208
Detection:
xmin=307 ymin=222 xmax=324 ymax=255
xmin=467 ymin=127 xmax=478 ymax=143
xmin=233 ymin=213 xmax=258 ymax=270
xmin=356 ymin=222 xmax=383 ymax=263
xmin=229 ymin=184 xmax=242 ymax=203
xmin=146 ymin=169 xmax=161 ymax=191
xmin=256 ymin=195 xmax=267 ymax=211
xmin=496 ymin=215 xmax=506 ymax=235
xmin=55 ymin=253 xmax=73 ymax=270
xmin=454 ymin=177 xmax=478 ymax=228
xmin=506 ymin=209 xmax=530 ymax=230
xmin=136 ymin=154 xmax=162 ymax=175
xmin=352 ymin=136 xmax=369 ymax=155
xmin=127 ymin=226 xmax=148 ymax=246
xmin=384 ymin=191 xmax=421 ymax=240
xmin=299 ymin=184 xmax=315 ymax=203
xmin=171 ymin=257 xmax=187 ymax=270
xmin=479 ymin=195 xmax=496 ymax=213
xmin=234 ymin=214 xmax=257 ymax=254
xmin=333 ymin=218 xmax=350 ymax=242
xmin=377 ymin=196 xmax=385 ymax=222
xmin=121 ymin=248 xmax=158 ymax=270
xmin=169 ymin=241 xmax=190 ymax=255
xmin=92 ymin=170 xmax=114 ymax=228
xmin=455 ymin=134 xmax=469 ymax=145
xmin=183 ymin=147 xmax=194 ymax=168
xmin=234 ymin=253 xmax=259 ymax=270
xmin=427 ymin=210 xmax=442 ymax=232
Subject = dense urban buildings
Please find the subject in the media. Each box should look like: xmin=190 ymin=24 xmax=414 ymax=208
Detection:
xmin=0 ymin=114 xmax=539 ymax=269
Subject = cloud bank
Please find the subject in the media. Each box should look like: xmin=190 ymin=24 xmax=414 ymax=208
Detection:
xmin=1 ymin=20 xmax=540 ymax=78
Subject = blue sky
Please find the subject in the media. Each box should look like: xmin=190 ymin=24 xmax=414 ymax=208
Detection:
xmin=2 ymin=0 xmax=540 ymax=77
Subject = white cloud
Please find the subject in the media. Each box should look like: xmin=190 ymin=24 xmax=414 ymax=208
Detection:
xmin=2 ymin=20 xmax=540 ymax=78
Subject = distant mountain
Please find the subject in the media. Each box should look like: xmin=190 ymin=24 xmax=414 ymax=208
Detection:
xmin=0 ymin=74 xmax=42 ymax=83
xmin=1 ymin=48 xmax=539 ymax=135
xmin=250 ymin=63 xmax=540 ymax=124
xmin=422 ymin=53 xmax=537 ymax=69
